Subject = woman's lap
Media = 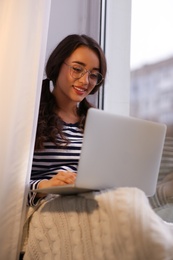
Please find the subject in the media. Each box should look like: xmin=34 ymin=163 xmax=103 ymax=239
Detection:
xmin=22 ymin=187 xmax=173 ymax=260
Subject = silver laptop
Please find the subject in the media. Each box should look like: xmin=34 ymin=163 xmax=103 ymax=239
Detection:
xmin=33 ymin=108 xmax=167 ymax=197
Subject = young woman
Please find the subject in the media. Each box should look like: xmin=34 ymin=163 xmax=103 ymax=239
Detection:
xmin=22 ymin=34 xmax=173 ymax=259
xmin=29 ymin=34 xmax=107 ymax=206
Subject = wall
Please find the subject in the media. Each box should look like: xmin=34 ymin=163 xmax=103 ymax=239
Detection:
xmin=104 ymin=0 xmax=131 ymax=115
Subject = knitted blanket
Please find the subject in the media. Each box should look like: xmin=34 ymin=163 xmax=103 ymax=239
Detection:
xmin=22 ymin=188 xmax=173 ymax=260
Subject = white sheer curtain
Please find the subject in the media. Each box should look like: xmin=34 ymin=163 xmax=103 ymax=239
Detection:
xmin=0 ymin=0 xmax=51 ymax=259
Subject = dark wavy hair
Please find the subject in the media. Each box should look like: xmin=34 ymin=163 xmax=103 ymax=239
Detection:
xmin=35 ymin=34 xmax=107 ymax=150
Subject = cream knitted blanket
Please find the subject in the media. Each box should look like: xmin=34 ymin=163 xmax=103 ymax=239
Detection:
xmin=22 ymin=188 xmax=173 ymax=260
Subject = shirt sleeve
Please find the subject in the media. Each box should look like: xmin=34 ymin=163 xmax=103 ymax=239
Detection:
xmin=28 ymin=179 xmax=48 ymax=207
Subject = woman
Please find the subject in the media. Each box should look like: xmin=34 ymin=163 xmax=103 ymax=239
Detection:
xmin=22 ymin=34 xmax=173 ymax=260
xmin=29 ymin=34 xmax=106 ymax=206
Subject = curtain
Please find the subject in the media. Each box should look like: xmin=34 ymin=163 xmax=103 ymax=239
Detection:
xmin=0 ymin=0 xmax=51 ymax=259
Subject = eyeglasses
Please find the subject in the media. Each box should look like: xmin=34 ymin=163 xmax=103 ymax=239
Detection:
xmin=64 ymin=62 xmax=104 ymax=86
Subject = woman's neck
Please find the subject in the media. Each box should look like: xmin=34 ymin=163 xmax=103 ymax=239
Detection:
xmin=56 ymin=103 xmax=80 ymax=124
xmin=52 ymin=88 xmax=80 ymax=124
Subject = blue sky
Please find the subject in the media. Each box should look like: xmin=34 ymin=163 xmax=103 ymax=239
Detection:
xmin=130 ymin=0 xmax=173 ymax=69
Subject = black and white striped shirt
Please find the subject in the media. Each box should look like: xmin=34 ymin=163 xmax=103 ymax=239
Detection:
xmin=29 ymin=122 xmax=83 ymax=205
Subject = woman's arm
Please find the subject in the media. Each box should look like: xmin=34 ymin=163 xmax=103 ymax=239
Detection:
xmin=38 ymin=171 xmax=77 ymax=189
xmin=28 ymin=171 xmax=77 ymax=206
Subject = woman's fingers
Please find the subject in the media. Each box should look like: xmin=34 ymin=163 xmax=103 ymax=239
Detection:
xmin=51 ymin=171 xmax=77 ymax=186
xmin=38 ymin=171 xmax=77 ymax=189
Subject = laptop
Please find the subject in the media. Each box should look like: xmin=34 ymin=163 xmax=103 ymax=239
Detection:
xmin=33 ymin=108 xmax=167 ymax=197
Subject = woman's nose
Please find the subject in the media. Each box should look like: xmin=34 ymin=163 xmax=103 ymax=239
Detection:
xmin=79 ymin=71 xmax=90 ymax=85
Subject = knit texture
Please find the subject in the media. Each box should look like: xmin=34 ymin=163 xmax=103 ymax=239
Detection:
xmin=23 ymin=188 xmax=173 ymax=260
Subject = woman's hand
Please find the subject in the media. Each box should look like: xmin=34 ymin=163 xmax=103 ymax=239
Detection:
xmin=36 ymin=171 xmax=77 ymax=198
xmin=38 ymin=171 xmax=77 ymax=190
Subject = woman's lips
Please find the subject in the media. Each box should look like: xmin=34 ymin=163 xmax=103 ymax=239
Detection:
xmin=73 ymin=85 xmax=87 ymax=95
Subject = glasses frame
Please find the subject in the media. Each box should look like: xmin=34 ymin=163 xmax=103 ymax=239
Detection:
xmin=64 ymin=62 xmax=104 ymax=86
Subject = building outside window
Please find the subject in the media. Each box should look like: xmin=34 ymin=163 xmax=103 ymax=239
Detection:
xmin=130 ymin=57 xmax=173 ymax=136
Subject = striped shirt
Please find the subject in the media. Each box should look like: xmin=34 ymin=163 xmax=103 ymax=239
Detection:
xmin=29 ymin=122 xmax=83 ymax=205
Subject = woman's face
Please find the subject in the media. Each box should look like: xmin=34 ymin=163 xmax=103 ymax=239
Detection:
xmin=53 ymin=46 xmax=100 ymax=104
